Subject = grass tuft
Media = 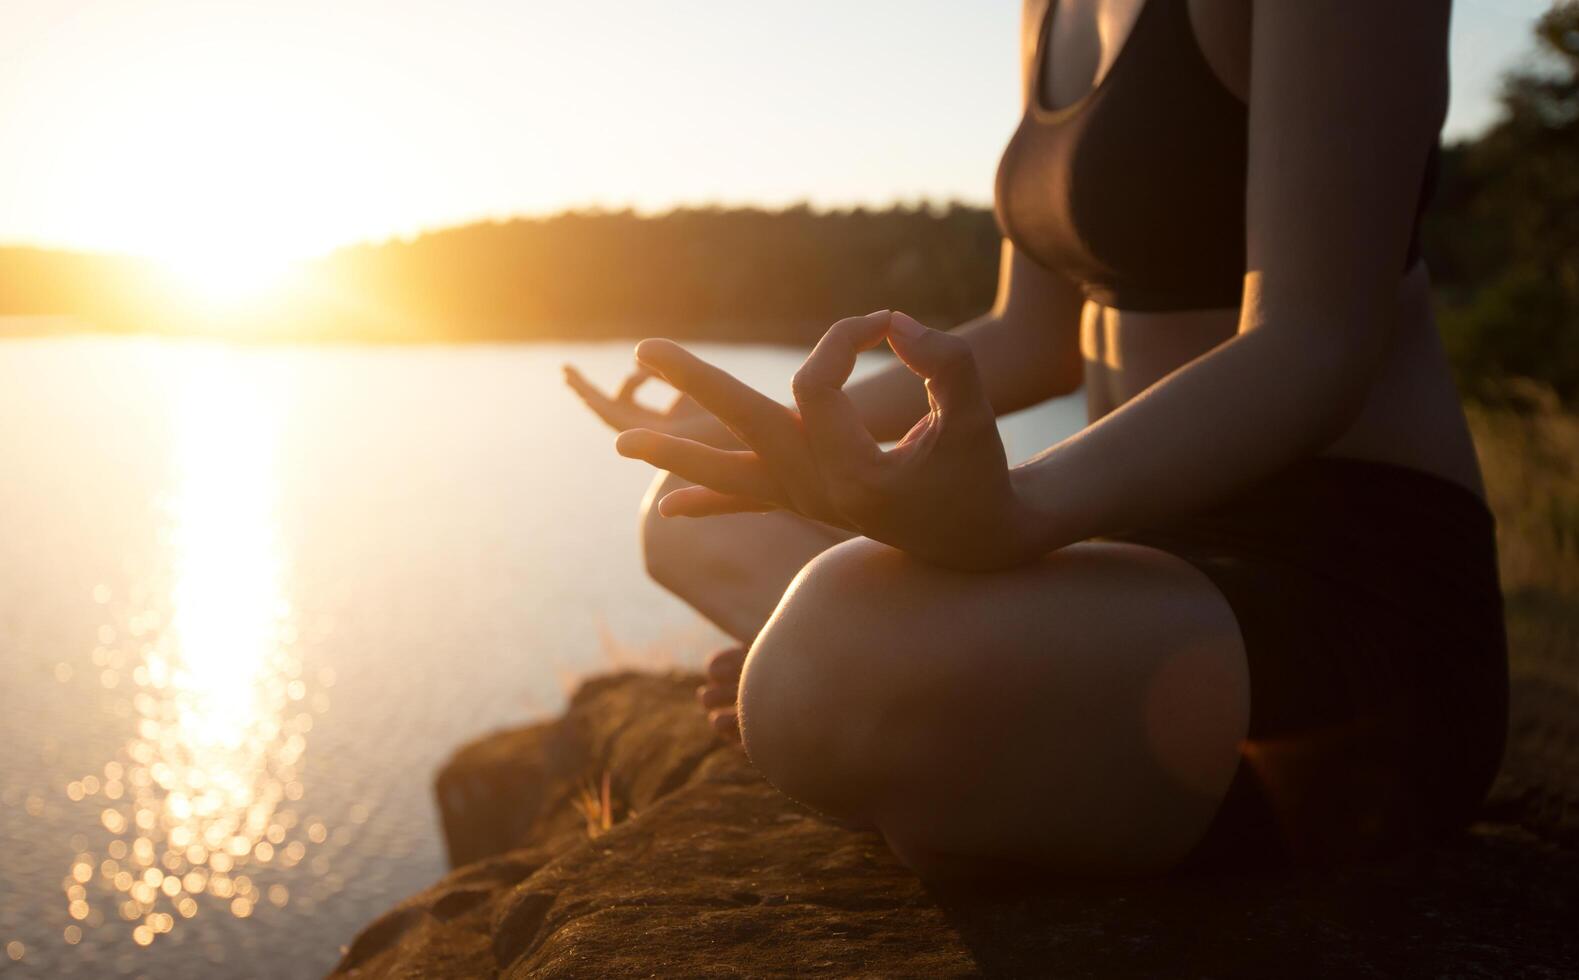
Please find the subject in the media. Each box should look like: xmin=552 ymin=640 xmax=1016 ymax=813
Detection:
xmin=572 ymin=769 xmax=637 ymax=839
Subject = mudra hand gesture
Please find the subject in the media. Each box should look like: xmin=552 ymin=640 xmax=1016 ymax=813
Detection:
xmin=612 ymin=311 xmax=1040 ymax=572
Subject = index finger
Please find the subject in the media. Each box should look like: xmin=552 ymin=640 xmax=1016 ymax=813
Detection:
xmin=635 ymin=340 xmax=793 ymax=450
xmin=791 ymin=312 xmax=888 ymax=474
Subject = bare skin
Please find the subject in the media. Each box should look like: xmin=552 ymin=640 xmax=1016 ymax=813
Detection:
xmin=567 ymin=0 xmax=1476 ymax=878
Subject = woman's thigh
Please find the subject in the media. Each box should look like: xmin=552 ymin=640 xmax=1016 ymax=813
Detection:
xmin=738 ymin=536 xmax=1251 ymax=876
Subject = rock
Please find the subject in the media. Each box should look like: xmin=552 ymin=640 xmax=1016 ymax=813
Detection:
xmin=331 ymin=670 xmax=1579 ymax=978
xmin=431 ymin=672 xmax=717 ymax=867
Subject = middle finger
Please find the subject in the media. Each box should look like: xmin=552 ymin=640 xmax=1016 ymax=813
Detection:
xmin=615 ymin=429 xmax=780 ymax=502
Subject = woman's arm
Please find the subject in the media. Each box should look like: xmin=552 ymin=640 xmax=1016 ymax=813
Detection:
xmin=609 ymin=4 xmax=1450 ymax=572
xmin=841 ymin=240 xmax=1084 ymax=442
xmin=1010 ymin=1 xmax=1452 ymax=552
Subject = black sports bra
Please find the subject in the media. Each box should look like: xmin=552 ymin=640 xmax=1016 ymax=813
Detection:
xmin=994 ymin=0 xmax=1438 ymax=312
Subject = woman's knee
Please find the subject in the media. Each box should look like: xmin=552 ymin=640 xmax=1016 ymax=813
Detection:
xmin=739 ymin=540 xmax=1251 ymax=861
xmin=737 ymin=538 xmax=915 ymax=817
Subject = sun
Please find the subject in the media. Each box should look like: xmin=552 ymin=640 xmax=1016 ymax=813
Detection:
xmin=157 ymin=246 xmax=297 ymax=313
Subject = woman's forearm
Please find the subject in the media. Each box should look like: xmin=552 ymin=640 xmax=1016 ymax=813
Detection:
xmin=1013 ymin=311 xmax=1379 ymax=553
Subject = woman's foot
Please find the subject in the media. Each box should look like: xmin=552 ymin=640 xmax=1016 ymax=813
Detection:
xmin=696 ymin=646 xmax=746 ymax=743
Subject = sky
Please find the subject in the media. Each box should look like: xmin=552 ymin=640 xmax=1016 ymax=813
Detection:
xmin=0 ymin=0 xmax=1557 ymax=271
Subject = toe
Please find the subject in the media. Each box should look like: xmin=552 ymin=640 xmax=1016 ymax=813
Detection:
xmin=706 ymin=647 xmax=747 ymax=685
xmin=709 ymin=708 xmax=741 ymax=743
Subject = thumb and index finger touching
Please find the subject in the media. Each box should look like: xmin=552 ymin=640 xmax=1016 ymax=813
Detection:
xmin=791 ymin=311 xmax=892 ymax=472
xmin=562 ymin=362 xmax=640 ymax=431
xmin=579 ymin=310 xmax=978 ymax=489
xmin=884 ymin=311 xmax=984 ymax=414
xmin=792 ymin=310 xmax=984 ymax=468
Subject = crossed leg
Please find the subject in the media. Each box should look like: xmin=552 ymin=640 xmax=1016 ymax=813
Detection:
xmin=640 ymin=471 xmax=1251 ymax=877
xmin=640 ymin=472 xmax=853 ymax=736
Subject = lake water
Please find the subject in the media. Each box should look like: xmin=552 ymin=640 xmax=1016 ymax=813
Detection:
xmin=0 ymin=335 xmax=1083 ymax=978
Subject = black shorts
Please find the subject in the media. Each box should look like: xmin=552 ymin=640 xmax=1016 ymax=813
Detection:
xmin=1109 ymin=457 xmax=1509 ymax=869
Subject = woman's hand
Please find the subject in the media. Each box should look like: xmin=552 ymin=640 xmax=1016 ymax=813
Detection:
xmin=563 ymin=361 xmax=736 ymax=448
xmin=615 ymin=311 xmax=1043 ymax=572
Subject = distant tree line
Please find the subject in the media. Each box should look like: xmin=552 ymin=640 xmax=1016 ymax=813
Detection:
xmin=0 ymin=247 xmax=161 ymax=322
xmin=1425 ymin=1 xmax=1579 ymax=401
xmin=1 ymin=4 xmax=1574 ymax=400
xmin=310 ymin=203 xmax=1000 ymax=344
xmin=0 ymin=204 xmax=1001 ymax=347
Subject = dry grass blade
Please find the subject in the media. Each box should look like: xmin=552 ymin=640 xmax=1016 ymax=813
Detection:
xmin=572 ymin=769 xmax=637 ymax=839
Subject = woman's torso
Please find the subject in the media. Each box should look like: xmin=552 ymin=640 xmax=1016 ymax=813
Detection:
xmin=999 ymin=0 xmax=1485 ymax=498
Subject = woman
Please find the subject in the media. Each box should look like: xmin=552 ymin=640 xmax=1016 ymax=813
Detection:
xmin=564 ymin=0 xmax=1507 ymax=876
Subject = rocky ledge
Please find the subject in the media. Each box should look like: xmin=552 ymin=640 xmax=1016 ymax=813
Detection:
xmin=331 ymin=670 xmax=1579 ymax=978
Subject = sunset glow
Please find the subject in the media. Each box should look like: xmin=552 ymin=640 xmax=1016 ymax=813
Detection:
xmin=157 ymin=251 xmax=297 ymax=312
xmin=0 ymin=0 xmax=1568 ymax=974
xmin=0 ymin=0 xmax=1544 ymax=270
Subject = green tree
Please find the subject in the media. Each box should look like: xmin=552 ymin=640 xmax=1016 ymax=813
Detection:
xmin=1429 ymin=1 xmax=1579 ymax=400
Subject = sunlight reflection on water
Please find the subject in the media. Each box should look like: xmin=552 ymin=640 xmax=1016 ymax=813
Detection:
xmin=60 ymin=352 xmax=330 ymax=952
xmin=0 ymin=337 xmax=1085 ymax=976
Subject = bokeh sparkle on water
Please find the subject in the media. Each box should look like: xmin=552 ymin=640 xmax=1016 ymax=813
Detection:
xmin=54 ymin=356 xmax=333 ymax=955
xmin=0 ymin=336 xmax=1081 ymax=976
